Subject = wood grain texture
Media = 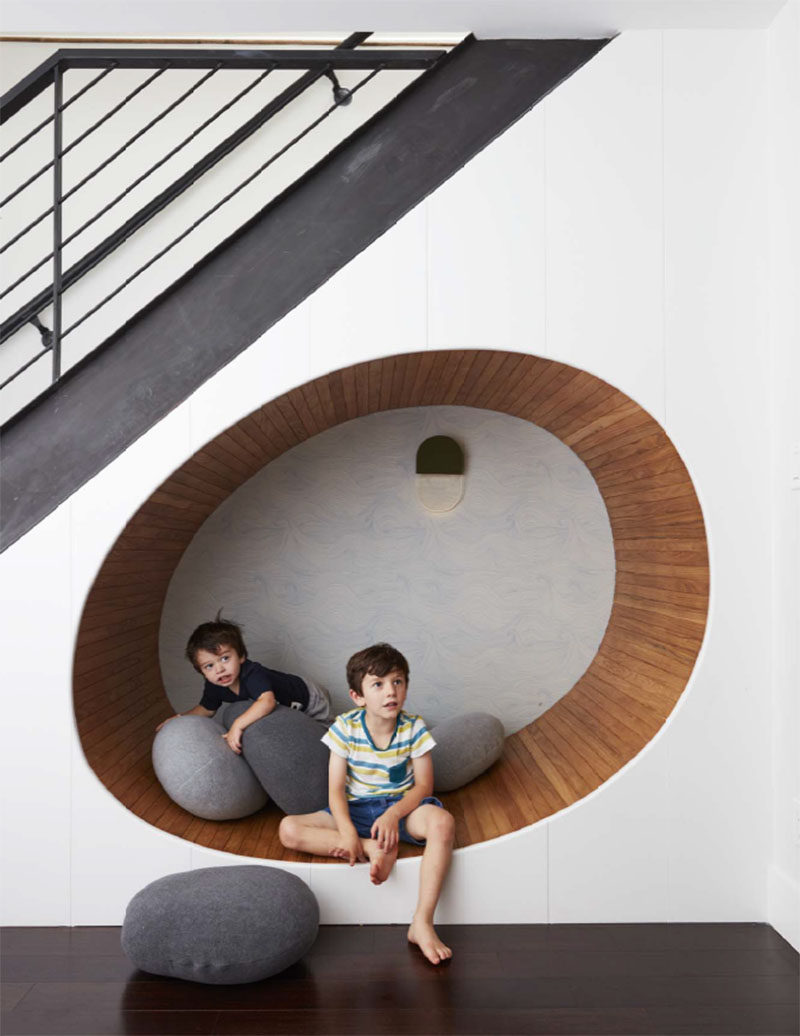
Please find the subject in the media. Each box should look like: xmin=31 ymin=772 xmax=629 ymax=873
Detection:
xmin=2 ymin=923 xmax=796 ymax=1036
xmin=73 ymin=350 xmax=709 ymax=860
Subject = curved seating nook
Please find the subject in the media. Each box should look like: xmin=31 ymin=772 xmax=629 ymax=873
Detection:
xmin=74 ymin=350 xmax=709 ymax=861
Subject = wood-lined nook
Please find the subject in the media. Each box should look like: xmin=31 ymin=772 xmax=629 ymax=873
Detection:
xmin=73 ymin=350 xmax=709 ymax=861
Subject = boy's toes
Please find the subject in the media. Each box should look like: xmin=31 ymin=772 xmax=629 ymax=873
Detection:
xmin=407 ymin=919 xmax=452 ymax=966
xmin=367 ymin=848 xmax=396 ymax=885
xmin=369 ymin=858 xmax=388 ymax=885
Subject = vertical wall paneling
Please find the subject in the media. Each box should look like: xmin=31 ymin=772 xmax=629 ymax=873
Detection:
xmin=426 ymin=106 xmax=546 ymax=355
xmin=307 ymin=835 xmax=549 ymax=926
xmin=0 ymin=506 xmax=73 ymax=925
xmin=548 ymin=736 xmax=671 ymax=922
xmin=69 ymin=408 xmax=194 ymax=615
xmin=767 ymin=0 xmax=800 ymax=951
xmin=544 ymin=32 xmax=665 ymax=422
xmin=435 ymin=828 xmax=549 ymax=924
xmin=308 ymin=855 xmax=424 ymax=925
xmin=309 ymin=207 xmax=428 ymax=373
xmin=663 ymin=30 xmax=770 ymax=920
xmin=189 ymin=845 xmax=311 ymax=885
xmin=309 ymin=827 xmax=549 ymax=926
xmin=69 ymin=750 xmax=195 ymax=925
xmin=188 ymin=304 xmax=312 ymax=453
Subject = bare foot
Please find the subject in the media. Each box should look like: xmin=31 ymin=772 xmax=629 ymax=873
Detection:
xmin=366 ymin=844 xmax=397 ymax=885
xmin=407 ymin=916 xmax=452 ymax=965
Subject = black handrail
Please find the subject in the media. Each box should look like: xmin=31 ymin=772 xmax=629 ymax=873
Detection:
xmin=0 ymin=33 xmax=447 ymax=373
xmin=0 ymin=45 xmax=443 ymax=123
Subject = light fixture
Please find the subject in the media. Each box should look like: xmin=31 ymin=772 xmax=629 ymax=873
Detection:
xmin=415 ymin=435 xmax=465 ymax=513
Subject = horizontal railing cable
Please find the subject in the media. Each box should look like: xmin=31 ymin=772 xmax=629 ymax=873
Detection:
xmin=0 ymin=65 xmax=170 ymax=209
xmin=0 ymin=31 xmax=370 ymax=339
xmin=61 ymin=65 xmax=384 ymax=340
xmin=0 ymin=62 xmax=277 ymax=301
xmin=0 ymin=346 xmax=50 ymax=390
xmin=0 ymin=66 xmax=222 ymax=256
xmin=0 ymin=36 xmax=373 ymax=338
xmin=0 ymin=65 xmax=116 ymax=163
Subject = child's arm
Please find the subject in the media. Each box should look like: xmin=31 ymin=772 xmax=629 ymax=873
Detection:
xmin=328 ymin=752 xmax=366 ymax=865
xmin=221 ymin=692 xmax=277 ymax=754
xmin=370 ymin=753 xmax=435 ymax=851
xmin=155 ymin=704 xmax=215 ymax=732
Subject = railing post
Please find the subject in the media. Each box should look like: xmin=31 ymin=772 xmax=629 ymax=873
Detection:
xmin=51 ymin=61 xmax=63 ymax=381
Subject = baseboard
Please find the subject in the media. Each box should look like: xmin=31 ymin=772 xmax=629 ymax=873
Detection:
xmin=768 ymin=864 xmax=800 ymax=951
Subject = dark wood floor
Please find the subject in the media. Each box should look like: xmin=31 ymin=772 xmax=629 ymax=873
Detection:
xmin=1 ymin=923 xmax=797 ymax=1035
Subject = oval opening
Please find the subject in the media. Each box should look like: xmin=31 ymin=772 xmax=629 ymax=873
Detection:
xmin=73 ymin=350 xmax=709 ymax=860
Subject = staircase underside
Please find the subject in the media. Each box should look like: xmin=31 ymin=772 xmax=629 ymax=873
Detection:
xmin=1 ymin=37 xmax=608 ymax=550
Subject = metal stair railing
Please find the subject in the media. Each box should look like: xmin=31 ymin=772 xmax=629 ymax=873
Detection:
xmin=0 ymin=34 xmax=448 ymax=402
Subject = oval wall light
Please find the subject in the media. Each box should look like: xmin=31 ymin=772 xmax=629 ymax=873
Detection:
xmin=415 ymin=435 xmax=465 ymax=512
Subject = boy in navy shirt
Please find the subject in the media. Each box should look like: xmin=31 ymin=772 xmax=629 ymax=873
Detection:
xmin=156 ymin=616 xmax=331 ymax=753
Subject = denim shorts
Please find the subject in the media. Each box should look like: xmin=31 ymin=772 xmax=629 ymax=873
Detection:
xmin=325 ymin=794 xmax=443 ymax=846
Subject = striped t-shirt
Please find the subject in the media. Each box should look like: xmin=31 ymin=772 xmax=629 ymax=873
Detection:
xmin=322 ymin=708 xmax=436 ymax=801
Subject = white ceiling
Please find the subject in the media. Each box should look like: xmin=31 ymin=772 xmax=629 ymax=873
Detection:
xmin=0 ymin=0 xmax=788 ymax=39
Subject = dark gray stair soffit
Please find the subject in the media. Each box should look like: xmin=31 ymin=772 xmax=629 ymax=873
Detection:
xmin=0 ymin=36 xmax=609 ymax=552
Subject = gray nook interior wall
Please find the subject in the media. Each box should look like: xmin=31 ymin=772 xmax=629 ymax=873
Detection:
xmin=160 ymin=406 xmax=615 ymax=731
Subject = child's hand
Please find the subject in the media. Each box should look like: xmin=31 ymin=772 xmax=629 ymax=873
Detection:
xmin=222 ymin=727 xmax=243 ymax=754
xmin=330 ymin=831 xmax=365 ymax=866
xmin=370 ymin=812 xmax=399 ymax=852
xmin=155 ymin=715 xmax=178 ymax=732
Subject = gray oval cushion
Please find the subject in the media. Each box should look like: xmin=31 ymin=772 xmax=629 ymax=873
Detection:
xmin=223 ymin=702 xmax=329 ymax=815
xmin=152 ymin=716 xmax=268 ymax=820
xmin=122 ymin=866 xmax=318 ymax=984
xmin=430 ymin=712 xmax=505 ymax=793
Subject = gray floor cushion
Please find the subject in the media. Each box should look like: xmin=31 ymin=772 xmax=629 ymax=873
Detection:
xmin=152 ymin=716 xmax=268 ymax=820
xmin=223 ymin=702 xmax=329 ymax=815
xmin=430 ymin=712 xmax=505 ymax=792
xmin=122 ymin=866 xmax=319 ymax=984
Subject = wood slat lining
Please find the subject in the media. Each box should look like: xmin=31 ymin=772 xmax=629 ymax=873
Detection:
xmin=75 ymin=661 xmax=161 ymax=712
xmin=72 ymin=351 xmax=709 ymax=859
xmin=502 ymin=734 xmax=570 ymax=815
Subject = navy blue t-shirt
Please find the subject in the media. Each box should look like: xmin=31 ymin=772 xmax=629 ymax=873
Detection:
xmin=199 ymin=659 xmax=309 ymax=713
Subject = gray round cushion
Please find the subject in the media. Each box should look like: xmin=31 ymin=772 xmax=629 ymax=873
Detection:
xmin=223 ymin=702 xmax=329 ymax=815
xmin=152 ymin=716 xmax=268 ymax=820
xmin=122 ymin=866 xmax=319 ymax=984
xmin=430 ymin=712 xmax=505 ymax=793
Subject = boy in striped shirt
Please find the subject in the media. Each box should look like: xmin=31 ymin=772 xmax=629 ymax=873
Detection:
xmin=279 ymin=643 xmax=455 ymax=965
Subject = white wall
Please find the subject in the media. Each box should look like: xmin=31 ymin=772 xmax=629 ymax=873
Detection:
xmin=767 ymin=0 xmax=800 ymax=950
xmin=0 ymin=29 xmax=784 ymax=935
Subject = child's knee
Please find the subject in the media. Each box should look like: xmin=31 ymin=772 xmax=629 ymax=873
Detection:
xmin=427 ymin=808 xmax=455 ymax=844
xmin=279 ymin=815 xmax=300 ymax=848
